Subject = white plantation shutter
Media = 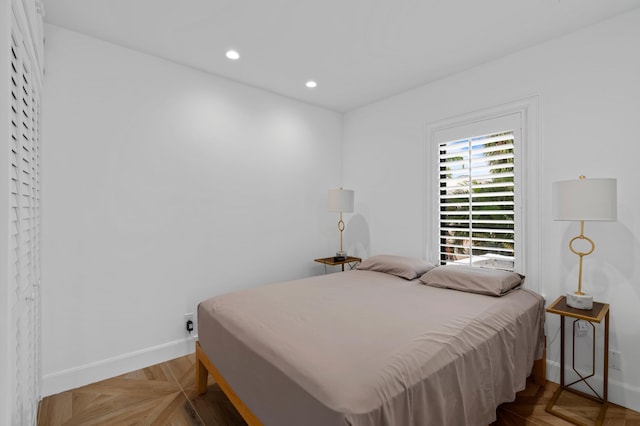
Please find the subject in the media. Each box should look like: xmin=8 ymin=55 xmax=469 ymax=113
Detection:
xmin=438 ymin=131 xmax=516 ymax=270
xmin=8 ymin=1 xmax=43 ymax=423
xmin=428 ymin=111 xmax=523 ymax=272
xmin=428 ymin=100 xmax=539 ymax=288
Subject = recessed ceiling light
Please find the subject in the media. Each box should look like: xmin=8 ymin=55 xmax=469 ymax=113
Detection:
xmin=306 ymin=80 xmax=317 ymax=88
xmin=226 ymin=50 xmax=240 ymax=60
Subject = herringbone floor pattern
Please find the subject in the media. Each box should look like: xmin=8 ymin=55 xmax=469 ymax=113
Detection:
xmin=38 ymin=353 xmax=640 ymax=425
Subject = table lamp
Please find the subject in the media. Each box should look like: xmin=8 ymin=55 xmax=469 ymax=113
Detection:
xmin=328 ymin=188 xmax=354 ymax=259
xmin=552 ymin=176 xmax=617 ymax=310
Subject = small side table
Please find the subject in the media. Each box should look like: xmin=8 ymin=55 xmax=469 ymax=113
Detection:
xmin=314 ymin=256 xmax=361 ymax=273
xmin=545 ymin=295 xmax=610 ymax=426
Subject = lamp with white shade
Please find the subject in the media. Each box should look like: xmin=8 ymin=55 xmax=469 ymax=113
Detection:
xmin=328 ymin=188 xmax=354 ymax=260
xmin=552 ymin=176 xmax=617 ymax=310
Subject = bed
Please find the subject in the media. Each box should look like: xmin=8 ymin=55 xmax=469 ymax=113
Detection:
xmin=196 ymin=255 xmax=546 ymax=426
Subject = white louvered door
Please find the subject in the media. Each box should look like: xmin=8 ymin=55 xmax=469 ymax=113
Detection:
xmin=8 ymin=0 xmax=43 ymax=423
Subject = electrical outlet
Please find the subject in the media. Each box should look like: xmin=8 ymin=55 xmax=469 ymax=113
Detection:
xmin=609 ymin=350 xmax=622 ymax=370
xmin=184 ymin=313 xmax=194 ymax=335
xmin=575 ymin=320 xmax=589 ymax=336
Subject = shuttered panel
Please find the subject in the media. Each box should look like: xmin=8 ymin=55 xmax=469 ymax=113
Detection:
xmin=9 ymin=4 xmax=42 ymax=424
xmin=438 ymin=131 xmax=516 ymax=270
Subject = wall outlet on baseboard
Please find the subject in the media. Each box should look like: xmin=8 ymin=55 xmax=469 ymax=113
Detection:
xmin=184 ymin=313 xmax=194 ymax=335
xmin=609 ymin=350 xmax=622 ymax=370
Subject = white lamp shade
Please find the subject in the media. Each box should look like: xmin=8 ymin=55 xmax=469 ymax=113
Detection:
xmin=552 ymin=177 xmax=617 ymax=221
xmin=328 ymin=189 xmax=354 ymax=212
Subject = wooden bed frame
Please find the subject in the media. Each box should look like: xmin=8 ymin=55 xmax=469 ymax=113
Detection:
xmin=195 ymin=341 xmax=264 ymax=426
xmin=195 ymin=340 xmax=547 ymax=426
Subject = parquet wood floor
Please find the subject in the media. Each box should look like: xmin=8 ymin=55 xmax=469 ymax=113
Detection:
xmin=38 ymin=353 xmax=640 ymax=425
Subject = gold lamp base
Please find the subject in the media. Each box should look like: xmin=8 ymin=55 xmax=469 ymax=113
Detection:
xmin=566 ymin=291 xmax=593 ymax=310
xmin=336 ymin=212 xmax=347 ymax=258
xmin=567 ymin=219 xmax=595 ymax=311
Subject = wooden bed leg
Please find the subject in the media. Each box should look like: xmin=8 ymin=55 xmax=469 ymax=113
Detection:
xmin=532 ymin=337 xmax=547 ymax=386
xmin=194 ymin=341 xmax=264 ymax=425
xmin=196 ymin=341 xmax=209 ymax=395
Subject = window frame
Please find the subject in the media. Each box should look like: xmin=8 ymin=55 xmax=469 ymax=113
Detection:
xmin=425 ymin=97 xmax=540 ymax=291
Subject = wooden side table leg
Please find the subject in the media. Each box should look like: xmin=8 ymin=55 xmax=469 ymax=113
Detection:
xmin=560 ymin=315 xmax=565 ymax=388
xmin=596 ymin=310 xmax=610 ymax=425
xmin=604 ymin=311 xmax=609 ymax=402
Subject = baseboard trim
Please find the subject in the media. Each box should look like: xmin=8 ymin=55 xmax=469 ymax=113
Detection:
xmin=546 ymin=359 xmax=640 ymax=413
xmin=41 ymin=344 xmax=640 ymax=413
xmin=41 ymin=336 xmax=198 ymax=397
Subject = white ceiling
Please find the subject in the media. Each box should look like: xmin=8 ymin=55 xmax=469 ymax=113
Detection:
xmin=43 ymin=0 xmax=640 ymax=112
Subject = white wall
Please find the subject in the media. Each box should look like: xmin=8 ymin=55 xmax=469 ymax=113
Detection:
xmin=343 ymin=9 xmax=640 ymax=411
xmin=0 ymin=0 xmax=12 ymax=422
xmin=41 ymin=25 xmax=343 ymax=395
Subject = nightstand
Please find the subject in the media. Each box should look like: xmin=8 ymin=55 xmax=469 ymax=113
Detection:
xmin=545 ymin=295 xmax=610 ymax=426
xmin=314 ymin=256 xmax=361 ymax=273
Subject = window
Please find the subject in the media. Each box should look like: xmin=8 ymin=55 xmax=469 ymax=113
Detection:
xmin=438 ymin=130 xmax=516 ymax=270
xmin=427 ymin=108 xmax=531 ymax=272
xmin=427 ymin=98 xmax=539 ymax=286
